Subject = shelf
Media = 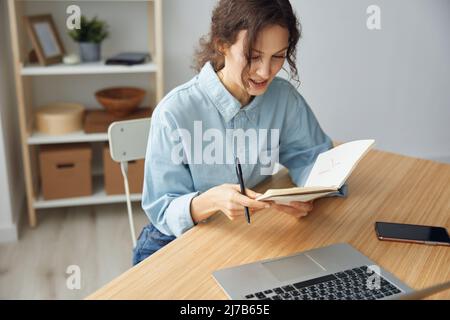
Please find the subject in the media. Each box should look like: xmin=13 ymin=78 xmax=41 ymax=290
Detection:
xmin=34 ymin=176 xmax=142 ymax=209
xmin=21 ymin=61 xmax=158 ymax=76
xmin=28 ymin=131 xmax=108 ymax=145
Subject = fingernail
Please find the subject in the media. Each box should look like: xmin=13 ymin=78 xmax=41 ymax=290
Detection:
xmin=265 ymin=204 xmax=270 ymax=208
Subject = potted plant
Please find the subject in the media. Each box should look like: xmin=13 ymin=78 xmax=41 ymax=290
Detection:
xmin=68 ymin=15 xmax=109 ymax=62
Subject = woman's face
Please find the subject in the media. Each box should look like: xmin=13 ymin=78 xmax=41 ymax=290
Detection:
xmin=222 ymin=24 xmax=290 ymax=98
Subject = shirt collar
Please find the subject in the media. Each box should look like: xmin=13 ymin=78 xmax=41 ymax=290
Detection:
xmin=198 ymin=61 xmax=261 ymax=124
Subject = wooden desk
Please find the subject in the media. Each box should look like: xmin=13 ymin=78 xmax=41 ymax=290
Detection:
xmin=87 ymin=150 xmax=450 ymax=299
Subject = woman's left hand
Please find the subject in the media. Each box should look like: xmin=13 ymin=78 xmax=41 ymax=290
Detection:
xmin=270 ymin=201 xmax=314 ymax=219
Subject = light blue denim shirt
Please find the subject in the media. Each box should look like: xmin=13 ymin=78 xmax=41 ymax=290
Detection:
xmin=142 ymin=61 xmax=346 ymax=237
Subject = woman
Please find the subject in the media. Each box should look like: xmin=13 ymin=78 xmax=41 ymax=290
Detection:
xmin=133 ymin=0 xmax=345 ymax=265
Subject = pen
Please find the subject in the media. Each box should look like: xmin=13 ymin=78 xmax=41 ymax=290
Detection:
xmin=234 ymin=156 xmax=251 ymax=224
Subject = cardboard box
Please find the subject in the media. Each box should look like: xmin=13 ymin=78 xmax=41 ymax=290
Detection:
xmin=103 ymin=144 xmax=145 ymax=195
xmin=39 ymin=143 xmax=92 ymax=199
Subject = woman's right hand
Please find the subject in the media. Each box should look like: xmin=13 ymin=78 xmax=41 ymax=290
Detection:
xmin=190 ymin=184 xmax=270 ymax=223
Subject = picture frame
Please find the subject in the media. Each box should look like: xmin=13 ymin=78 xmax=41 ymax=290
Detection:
xmin=24 ymin=14 xmax=65 ymax=66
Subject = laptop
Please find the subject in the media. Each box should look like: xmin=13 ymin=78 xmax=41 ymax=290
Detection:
xmin=213 ymin=243 xmax=414 ymax=300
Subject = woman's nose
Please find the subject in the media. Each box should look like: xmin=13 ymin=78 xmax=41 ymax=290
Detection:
xmin=256 ymin=60 xmax=271 ymax=80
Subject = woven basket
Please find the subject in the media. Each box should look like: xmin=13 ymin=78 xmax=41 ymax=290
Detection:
xmin=35 ymin=102 xmax=85 ymax=135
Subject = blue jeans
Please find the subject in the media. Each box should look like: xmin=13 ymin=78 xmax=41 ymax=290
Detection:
xmin=132 ymin=224 xmax=176 ymax=265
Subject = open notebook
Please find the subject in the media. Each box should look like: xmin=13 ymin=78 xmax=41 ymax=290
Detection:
xmin=256 ymin=140 xmax=375 ymax=204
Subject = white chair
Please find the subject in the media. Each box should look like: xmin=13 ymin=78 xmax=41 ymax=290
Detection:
xmin=108 ymin=118 xmax=151 ymax=248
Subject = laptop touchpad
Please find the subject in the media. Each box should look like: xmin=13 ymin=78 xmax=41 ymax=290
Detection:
xmin=262 ymin=254 xmax=324 ymax=282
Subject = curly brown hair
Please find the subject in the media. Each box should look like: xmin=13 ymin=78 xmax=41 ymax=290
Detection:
xmin=193 ymin=0 xmax=301 ymax=87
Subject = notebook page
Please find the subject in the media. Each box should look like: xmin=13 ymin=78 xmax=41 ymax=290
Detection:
xmin=304 ymin=140 xmax=375 ymax=188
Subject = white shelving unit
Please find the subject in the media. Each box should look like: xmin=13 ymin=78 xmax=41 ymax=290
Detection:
xmin=21 ymin=61 xmax=158 ymax=76
xmin=28 ymin=131 xmax=108 ymax=145
xmin=8 ymin=0 xmax=164 ymax=227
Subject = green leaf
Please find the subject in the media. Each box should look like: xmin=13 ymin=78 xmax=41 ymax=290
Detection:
xmin=67 ymin=15 xmax=109 ymax=43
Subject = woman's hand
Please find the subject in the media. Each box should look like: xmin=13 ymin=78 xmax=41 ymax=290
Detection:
xmin=271 ymin=201 xmax=314 ymax=219
xmin=190 ymin=184 xmax=270 ymax=223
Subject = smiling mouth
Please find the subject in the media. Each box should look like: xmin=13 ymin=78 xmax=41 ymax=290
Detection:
xmin=249 ymin=79 xmax=268 ymax=87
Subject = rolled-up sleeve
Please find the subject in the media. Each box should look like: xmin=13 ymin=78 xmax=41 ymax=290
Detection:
xmin=279 ymin=88 xmax=347 ymax=198
xmin=141 ymin=110 xmax=198 ymax=237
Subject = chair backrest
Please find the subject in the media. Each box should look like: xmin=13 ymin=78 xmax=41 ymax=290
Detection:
xmin=107 ymin=118 xmax=151 ymax=162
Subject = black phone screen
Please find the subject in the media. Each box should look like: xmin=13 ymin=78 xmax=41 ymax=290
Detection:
xmin=375 ymin=222 xmax=450 ymax=244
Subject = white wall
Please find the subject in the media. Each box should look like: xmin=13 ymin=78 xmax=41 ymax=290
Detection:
xmin=163 ymin=0 xmax=450 ymax=163
xmin=0 ymin=0 xmax=25 ymax=242
xmin=293 ymin=0 xmax=450 ymax=163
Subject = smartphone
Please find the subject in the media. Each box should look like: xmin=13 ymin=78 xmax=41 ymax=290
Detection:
xmin=375 ymin=221 xmax=450 ymax=246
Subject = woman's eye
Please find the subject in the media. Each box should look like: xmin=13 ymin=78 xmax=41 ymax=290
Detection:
xmin=251 ymin=55 xmax=285 ymax=61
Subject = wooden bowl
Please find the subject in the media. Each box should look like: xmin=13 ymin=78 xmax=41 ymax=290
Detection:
xmin=95 ymin=87 xmax=146 ymax=117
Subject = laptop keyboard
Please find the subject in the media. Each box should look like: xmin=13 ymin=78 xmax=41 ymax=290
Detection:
xmin=244 ymin=266 xmax=402 ymax=300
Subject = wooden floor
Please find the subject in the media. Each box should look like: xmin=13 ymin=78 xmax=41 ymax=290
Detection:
xmin=0 ymin=203 xmax=148 ymax=299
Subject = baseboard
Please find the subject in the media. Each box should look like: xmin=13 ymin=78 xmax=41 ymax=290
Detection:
xmin=0 ymin=223 xmax=18 ymax=243
xmin=14 ymin=193 xmax=26 ymax=240
xmin=0 ymin=194 xmax=25 ymax=243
